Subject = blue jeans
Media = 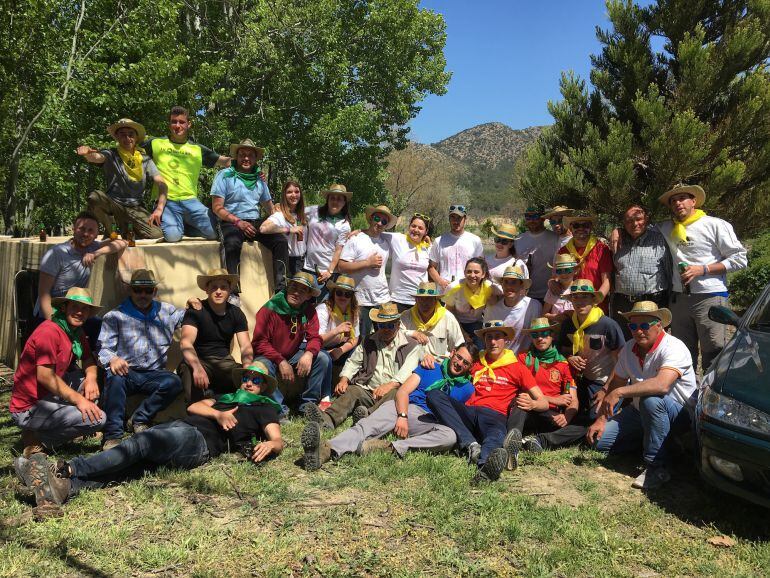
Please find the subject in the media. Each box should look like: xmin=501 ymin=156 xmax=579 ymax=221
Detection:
xmin=595 ymin=395 xmax=691 ymax=466
xmin=460 ymin=320 xmax=484 ymax=351
xmin=256 ymin=344 xmax=332 ymax=415
xmin=102 ymin=369 xmax=183 ymax=440
xmin=161 ymin=198 xmax=217 ymax=242
xmin=68 ymin=421 xmax=209 ymax=495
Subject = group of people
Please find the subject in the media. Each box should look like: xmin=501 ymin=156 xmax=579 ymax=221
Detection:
xmin=10 ymin=106 xmax=750 ymax=510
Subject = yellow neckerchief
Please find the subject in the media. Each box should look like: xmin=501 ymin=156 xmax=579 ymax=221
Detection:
xmin=565 ymin=235 xmax=598 ymax=267
xmin=473 ymin=349 xmax=518 ymax=384
xmin=410 ymin=302 xmax=446 ymax=332
xmin=407 ymin=234 xmax=430 ymax=251
xmin=670 ymin=209 xmax=706 ymax=243
xmin=570 ymin=306 xmax=604 ymax=356
xmin=331 ymin=304 xmax=356 ymax=338
xmin=117 ymin=145 xmax=144 ymax=182
xmin=448 ymin=279 xmax=493 ymax=310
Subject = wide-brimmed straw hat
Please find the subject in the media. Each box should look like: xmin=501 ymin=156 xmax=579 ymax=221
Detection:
xmin=490 ymin=223 xmax=518 ymax=241
xmin=369 ymin=302 xmax=403 ymax=323
xmin=321 ymin=183 xmax=353 ymax=199
xmin=51 ymin=287 xmax=101 ymax=311
xmin=495 ymin=265 xmax=532 ymax=289
xmin=365 ymin=205 xmax=398 ymax=230
xmin=107 ymin=118 xmax=146 ymax=142
xmin=619 ymin=300 xmax=672 ymax=328
xmin=548 ymin=253 xmax=579 ymax=270
xmin=414 ymin=281 xmax=443 ymax=298
xmin=288 ymin=271 xmax=321 ymax=297
xmin=196 ymin=268 xmax=239 ymax=292
xmin=568 ymin=279 xmax=602 ymax=304
xmin=326 ymin=275 xmax=356 ymax=293
xmin=658 ymin=184 xmax=705 ymax=208
xmin=129 ymin=269 xmax=159 ymax=287
xmin=543 ymin=205 xmax=575 ymax=219
xmin=229 ymin=138 xmax=265 ymax=159
xmin=474 ymin=320 xmax=516 ymax=340
xmin=232 ymin=361 xmax=277 ymax=396
xmin=520 ymin=317 xmax=560 ymax=334
xmin=563 ymin=212 xmax=598 ymax=230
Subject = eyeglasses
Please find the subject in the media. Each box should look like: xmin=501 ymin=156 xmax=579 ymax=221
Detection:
xmin=242 ymin=374 xmax=264 ymax=384
xmin=570 ymin=285 xmax=595 ymax=293
xmin=627 ymin=320 xmax=660 ymax=331
xmin=131 ymin=287 xmax=154 ymax=295
xmin=449 ymin=205 xmax=466 ymax=213
xmin=451 ymin=352 xmax=473 ymax=369
xmin=335 ymin=290 xmax=353 ymax=298
xmin=531 ymin=330 xmax=552 ymax=339
xmin=556 ymin=267 xmax=576 ymax=274
xmin=571 ymin=222 xmax=592 ymax=229
xmin=374 ymin=322 xmax=398 ymax=330
xmin=524 ymin=214 xmax=541 ymax=220
xmin=494 ymin=237 xmax=513 ymax=244
xmin=372 ymin=214 xmax=389 ymax=226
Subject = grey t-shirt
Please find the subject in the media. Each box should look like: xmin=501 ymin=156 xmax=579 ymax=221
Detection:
xmin=99 ymin=148 xmax=159 ymax=207
xmin=33 ymin=240 xmax=101 ymax=315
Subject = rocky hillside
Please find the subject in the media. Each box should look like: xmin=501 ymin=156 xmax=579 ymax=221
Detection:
xmin=433 ymin=122 xmax=544 ymax=170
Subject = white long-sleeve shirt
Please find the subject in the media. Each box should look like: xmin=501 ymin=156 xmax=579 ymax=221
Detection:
xmin=658 ymin=215 xmax=747 ymax=294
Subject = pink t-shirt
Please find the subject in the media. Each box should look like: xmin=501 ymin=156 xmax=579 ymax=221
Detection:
xmin=544 ymin=286 xmax=573 ymax=315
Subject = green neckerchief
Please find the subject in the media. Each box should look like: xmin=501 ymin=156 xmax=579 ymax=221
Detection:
xmin=524 ymin=346 xmax=566 ymax=373
xmin=324 ymin=213 xmax=343 ymax=224
xmin=51 ymin=309 xmax=84 ymax=359
xmin=424 ymin=358 xmax=470 ymax=392
xmin=223 ymin=166 xmax=260 ymax=191
xmin=217 ymin=389 xmax=282 ymax=412
xmin=264 ymin=290 xmax=308 ymax=324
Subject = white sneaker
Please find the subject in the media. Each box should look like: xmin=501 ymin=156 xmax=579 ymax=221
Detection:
xmin=632 ymin=465 xmax=671 ymax=489
xmin=227 ymin=294 xmax=241 ymax=307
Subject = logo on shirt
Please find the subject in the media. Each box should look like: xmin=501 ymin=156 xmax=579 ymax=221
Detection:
xmin=549 ymin=369 xmax=561 ymax=383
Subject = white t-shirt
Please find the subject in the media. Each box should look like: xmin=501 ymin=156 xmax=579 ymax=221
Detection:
xmin=487 ymin=254 xmax=529 ymax=291
xmin=428 ymin=231 xmax=483 ymax=284
xmin=444 ymin=280 xmax=501 ymax=324
xmin=304 ymin=205 xmax=351 ymax=271
xmin=515 ymin=230 xmax=561 ymax=299
xmin=386 ymin=233 xmax=430 ymax=305
xmin=614 ymin=332 xmax=698 ymax=409
xmin=484 ymin=296 xmax=542 ymax=354
xmin=315 ymin=302 xmax=358 ymax=349
xmin=266 ymin=211 xmax=307 ymax=257
xmin=340 ymin=232 xmax=391 ymax=306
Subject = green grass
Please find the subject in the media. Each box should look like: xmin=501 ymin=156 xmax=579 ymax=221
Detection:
xmin=2 ymin=388 xmax=769 ymax=577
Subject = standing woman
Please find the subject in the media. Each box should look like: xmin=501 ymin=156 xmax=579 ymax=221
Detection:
xmin=304 ymin=184 xmax=353 ymax=300
xmin=443 ymin=257 xmax=501 ymax=349
xmin=387 ymin=213 xmax=433 ymax=312
xmin=487 ymin=223 xmax=528 ymax=289
xmin=260 ymin=180 xmax=307 ymax=277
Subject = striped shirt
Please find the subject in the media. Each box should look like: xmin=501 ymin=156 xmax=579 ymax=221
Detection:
xmin=613 ymin=226 xmax=672 ymax=296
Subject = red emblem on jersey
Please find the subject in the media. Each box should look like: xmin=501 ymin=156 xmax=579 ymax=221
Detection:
xmin=549 ymin=369 xmax=561 ymax=383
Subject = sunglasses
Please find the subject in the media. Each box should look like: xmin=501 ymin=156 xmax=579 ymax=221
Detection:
xmin=416 ymin=287 xmax=439 ymax=295
xmin=289 ymin=316 xmax=299 ymax=335
xmin=131 ymin=286 xmax=155 ymax=295
xmin=570 ymin=285 xmax=595 ymax=293
xmin=571 ymin=222 xmax=592 ymax=229
xmin=375 ymin=322 xmax=398 ymax=330
xmin=449 ymin=205 xmax=466 ymax=213
xmin=482 ymin=321 xmax=505 ymax=329
xmin=372 ymin=214 xmax=389 ymax=226
xmin=551 ymin=218 xmax=563 ymax=224
xmin=531 ymin=330 xmax=552 ymax=339
xmin=413 ymin=212 xmax=432 ymax=223
xmin=335 ymin=290 xmax=354 ymax=298
xmin=556 ymin=267 xmax=577 ymax=274
xmin=494 ymin=237 xmax=513 ymax=244
xmin=524 ymin=214 xmax=542 ymax=220
xmin=627 ymin=320 xmax=660 ymax=331
xmin=242 ymin=374 xmax=264 ymax=384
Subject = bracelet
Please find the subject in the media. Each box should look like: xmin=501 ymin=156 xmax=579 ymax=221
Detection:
xmin=703 ymin=264 xmax=709 ymax=276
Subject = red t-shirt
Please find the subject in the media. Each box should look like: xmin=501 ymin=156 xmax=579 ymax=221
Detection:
xmin=10 ymin=321 xmax=91 ymax=413
xmin=466 ymin=357 xmax=537 ymax=415
xmin=558 ymin=241 xmax=613 ymax=310
xmin=517 ymin=352 xmax=574 ymax=410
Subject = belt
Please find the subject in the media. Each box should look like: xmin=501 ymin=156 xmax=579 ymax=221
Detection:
xmin=617 ymin=290 xmax=668 ymax=303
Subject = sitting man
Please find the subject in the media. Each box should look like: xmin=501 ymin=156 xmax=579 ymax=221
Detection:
xmin=427 ymin=320 xmax=546 ymax=483
xmin=301 ymin=343 xmax=479 ymax=470
xmin=10 ymin=288 xmax=105 ymax=457
xmin=303 ymin=302 xmax=421 ymax=430
xmin=79 ymin=118 xmax=168 ymax=239
xmin=97 ymin=270 xmax=186 ymax=451
xmin=178 ymin=268 xmax=254 ymax=403
xmin=587 ymin=301 xmax=696 ymax=489
xmin=252 ymin=272 xmax=332 ymax=417
xmin=16 ymin=362 xmax=284 ymax=509
xmin=484 ymin=265 xmax=542 ymax=354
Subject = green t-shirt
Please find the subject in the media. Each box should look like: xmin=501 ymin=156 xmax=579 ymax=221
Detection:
xmin=144 ymin=137 xmax=220 ymax=201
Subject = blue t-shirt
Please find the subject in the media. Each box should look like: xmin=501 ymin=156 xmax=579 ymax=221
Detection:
xmin=409 ymin=364 xmax=474 ymax=413
xmin=210 ymin=169 xmax=271 ymax=220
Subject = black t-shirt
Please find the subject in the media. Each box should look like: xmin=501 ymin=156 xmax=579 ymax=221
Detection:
xmin=183 ymin=402 xmax=279 ymax=458
xmin=182 ymin=300 xmax=248 ymax=358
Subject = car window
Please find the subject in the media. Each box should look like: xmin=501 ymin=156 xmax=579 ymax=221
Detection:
xmin=748 ymin=285 xmax=770 ymax=331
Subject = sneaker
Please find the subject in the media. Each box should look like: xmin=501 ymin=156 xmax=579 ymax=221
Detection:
xmin=102 ymin=438 xmax=122 ymax=452
xmin=360 ymin=438 xmax=392 ymax=456
xmin=351 ymin=405 xmax=369 ymax=425
xmin=472 ymin=447 xmax=508 ymax=484
xmin=318 ymin=400 xmax=332 ymax=412
xmin=302 ymin=403 xmax=334 ymax=430
xmin=465 ymin=441 xmax=482 ymax=465
xmin=522 ymin=435 xmax=544 ymax=454
xmin=632 ymin=465 xmax=671 ymax=490
xmin=227 ymin=294 xmax=242 ymax=308
xmin=502 ymin=429 xmax=523 ymax=471
xmin=301 ymin=422 xmax=332 ymax=471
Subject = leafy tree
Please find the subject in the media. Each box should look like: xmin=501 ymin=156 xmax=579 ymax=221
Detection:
xmin=520 ymin=0 xmax=770 ymax=236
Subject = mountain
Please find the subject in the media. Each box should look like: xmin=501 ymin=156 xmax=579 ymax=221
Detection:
xmin=432 ymin=122 xmax=545 ymax=170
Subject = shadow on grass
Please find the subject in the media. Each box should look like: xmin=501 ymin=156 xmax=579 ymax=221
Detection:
xmin=0 ymin=534 xmax=112 ymax=578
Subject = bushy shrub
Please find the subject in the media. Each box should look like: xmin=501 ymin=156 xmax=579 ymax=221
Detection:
xmin=728 ymin=231 xmax=770 ymax=310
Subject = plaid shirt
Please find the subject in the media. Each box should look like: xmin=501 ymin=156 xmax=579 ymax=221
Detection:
xmin=613 ymin=225 xmax=672 ymax=296
xmin=97 ymin=299 xmax=185 ymax=370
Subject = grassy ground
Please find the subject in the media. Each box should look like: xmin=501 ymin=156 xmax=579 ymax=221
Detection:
xmin=1 ymin=387 xmax=769 ymax=578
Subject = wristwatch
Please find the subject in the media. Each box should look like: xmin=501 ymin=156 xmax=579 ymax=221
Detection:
xmin=397 ymin=412 xmax=408 ymax=419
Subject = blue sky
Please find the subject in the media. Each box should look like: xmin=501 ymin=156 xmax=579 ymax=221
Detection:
xmin=410 ymin=1 xmax=612 ymax=144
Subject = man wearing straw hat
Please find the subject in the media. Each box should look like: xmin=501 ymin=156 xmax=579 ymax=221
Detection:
xmin=211 ymin=138 xmax=289 ymax=297
xmin=657 ymin=184 xmax=746 ymax=371
xmin=543 ymin=205 xmax=575 ymax=250
xmin=558 ymin=212 xmax=613 ymax=310
xmin=10 ymin=288 xmax=106 ymax=459
xmin=587 ymin=301 xmax=697 ymax=489
xmin=400 ymin=281 xmax=465 ymax=362
xmin=96 ymin=269 xmax=186 ymax=451
xmin=78 ymin=118 xmax=167 ymax=239
xmin=485 ymin=265 xmax=542 ymax=354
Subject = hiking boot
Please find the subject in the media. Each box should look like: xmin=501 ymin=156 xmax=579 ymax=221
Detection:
xmin=13 ymin=456 xmax=33 ymax=487
xmin=360 ymin=438 xmax=392 ymax=456
xmin=26 ymin=453 xmax=57 ymax=507
xmin=42 ymin=460 xmax=72 ymax=505
xmin=302 ymin=403 xmax=334 ymax=430
xmin=502 ymin=429 xmax=522 ymax=471
xmin=102 ymin=438 xmax=122 ymax=452
xmin=130 ymin=421 xmax=151 ymax=435
xmin=301 ymin=422 xmax=332 ymax=471
xmin=522 ymin=435 xmax=544 ymax=454
xmin=318 ymin=400 xmax=332 ymax=412
xmin=351 ymin=405 xmax=369 ymax=425
xmin=21 ymin=430 xmax=45 ymax=458
xmin=632 ymin=465 xmax=671 ymax=490
xmin=472 ymin=447 xmax=508 ymax=484
xmin=465 ymin=441 xmax=482 ymax=465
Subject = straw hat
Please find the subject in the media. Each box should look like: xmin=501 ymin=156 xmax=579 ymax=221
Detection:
xmin=369 ymin=302 xmax=403 ymax=323
xmin=129 ymin=269 xmax=159 ymax=287
xmin=619 ymin=300 xmax=672 ymax=328
xmin=474 ymin=320 xmax=516 ymax=340
xmin=543 ymin=205 xmax=575 ymax=219
xmin=490 ymin=223 xmax=518 ymax=241
xmin=107 ymin=118 xmax=146 ymax=143
xmin=364 ymin=205 xmax=398 ymax=230
xmin=548 ymin=253 xmax=579 ymax=270
xmin=520 ymin=317 xmax=560 ymax=334
xmin=658 ymin=184 xmax=705 ymax=208
xmin=229 ymin=138 xmax=265 ymax=159
xmin=288 ymin=271 xmax=321 ymax=297
xmin=51 ymin=287 xmax=101 ymax=311
xmin=320 ymin=183 xmax=353 ymax=199
xmin=414 ymin=281 xmax=443 ymax=298
xmin=495 ymin=265 xmax=532 ymax=289
xmin=196 ymin=268 xmax=239 ymax=292
xmin=326 ymin=275 xmax=356 ymax=293
xmin=232 ymin=361 xmax=277 ymax=396
xmin=563 ymin=212 xmax=598 ymax=230
xmin=567 ymin=279 xmax=602 ymax=304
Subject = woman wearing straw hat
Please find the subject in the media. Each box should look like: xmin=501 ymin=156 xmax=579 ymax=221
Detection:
xmin=487 ymin=223 xmax=528 ymax=289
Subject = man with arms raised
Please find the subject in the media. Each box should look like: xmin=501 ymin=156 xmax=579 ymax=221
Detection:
xmin=427 ymin=205 xmax=483 ymax=289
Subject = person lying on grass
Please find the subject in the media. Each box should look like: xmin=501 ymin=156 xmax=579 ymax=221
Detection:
xmin=301 ymin=342 xmax=479 ymax=470
xmin=15 ymin=362 xmax=284 ymax=508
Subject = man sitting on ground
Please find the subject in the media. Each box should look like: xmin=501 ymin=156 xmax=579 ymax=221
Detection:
xmin=301 ymin=343 xmax=478 ymax=470
xmin=97 ymin=270 xmax=186 ymax=451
